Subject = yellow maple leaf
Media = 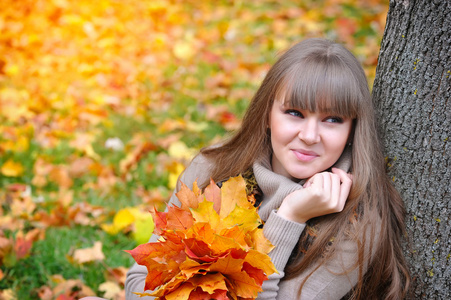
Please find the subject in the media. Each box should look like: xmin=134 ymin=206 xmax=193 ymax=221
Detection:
xmin=5 ymin=64 xmax=19 ymax=76
xmin=168 ymin=162 xmax=185 ymax=190
xmin=173 ymin=41 xmax=195 ymax=60
xmin=190 ymin=201 xmax=220 ymax=230
xmin=244 ymin=249 xmax=277 ymax=276
xmin=0 ymin=136 xmax=29 ymax=152
xmin=133 ymin=211 xmax=155 ymax=244
xmin=186 ymin=121 xmax=209 ymax=133
xmin=249 ymin=228 xmax=275 ymax=254
xmin=1 ymin=159 xmax=24 ymax=177
xmin=219 ymin=175 xmax=252 ymax=218
xmin=102 ymin=207 xmax=154 ymax=244
xmin=168 ymin=141 xmax=196 ymax=161
xmin=219 ymin=205 xmax=260 ymax=233
xmin=84 ymin=144 xmax=101 ymax=161
xmin=102 ymin=208 xmax=135 ymax=235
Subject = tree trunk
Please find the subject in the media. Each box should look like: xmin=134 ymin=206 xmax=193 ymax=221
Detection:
xmin=372 ymin=0 xmax=450 ymax=299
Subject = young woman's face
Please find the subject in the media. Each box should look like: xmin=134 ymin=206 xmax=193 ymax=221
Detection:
xmin=269 ymin=99 xmax=353 ymax=180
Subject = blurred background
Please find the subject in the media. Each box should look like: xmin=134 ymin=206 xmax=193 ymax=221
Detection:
xmin=0 ymin=0 xmax=388 ymax=298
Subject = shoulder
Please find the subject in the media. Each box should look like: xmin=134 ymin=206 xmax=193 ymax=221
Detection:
xmin=168 ymin=152 xmax=214 ymax=205
xmin=177 ymin=152 xmax=214 ymax=189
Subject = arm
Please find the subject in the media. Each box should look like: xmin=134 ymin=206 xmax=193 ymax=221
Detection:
xmin=276 ymin=222 xmax=379 ymax=300
xmin=259 ymin=168 xmax=354 ymax=299
xmin=124 ymin=154 xmax=212 ymax=300
xmin=256 ymin=211 xmax=306 ymax=299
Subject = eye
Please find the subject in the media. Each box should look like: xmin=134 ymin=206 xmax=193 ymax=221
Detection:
xmin=285 ymin=109 xmax=304 ymax=118
xmin=324 ymin=116 xmax=344 ymax=123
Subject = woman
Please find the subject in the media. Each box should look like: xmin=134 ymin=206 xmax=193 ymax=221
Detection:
xmin=124 ymin=38 xmax=410 ymax=299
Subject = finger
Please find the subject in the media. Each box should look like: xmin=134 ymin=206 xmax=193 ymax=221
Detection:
xmin=303 ymin=177 xmax=312 ymax=188
xmin=322 ymin=172 xmax=331 ymax=194
xmin=304 ymin=172 xmax=323 ymax=189
xmin=332 ymin=167 xmax=352 ymax=181
xmin=330 ymin=173 xmax=341 ymax=209
xmin=332 ymin=168 xmax=353 ymax=204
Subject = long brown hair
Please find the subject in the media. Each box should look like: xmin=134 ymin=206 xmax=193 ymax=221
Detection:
xmin=199 ymin=38 xmax=410 ymax=299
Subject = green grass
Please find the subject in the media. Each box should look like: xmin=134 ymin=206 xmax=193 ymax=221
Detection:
xmin=1 ymin=226 xmax=137 ymax=299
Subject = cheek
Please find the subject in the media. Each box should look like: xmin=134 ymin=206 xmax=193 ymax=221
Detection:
xmin=270 ymin=128 xmax=283 ymax=151
xmin=269 ymin=114 xmax=282 ymax=142
xmin=325 ymin=129 xmax=351 ymax=157
xmin=270 ymin=122 xmax=293 ymax=147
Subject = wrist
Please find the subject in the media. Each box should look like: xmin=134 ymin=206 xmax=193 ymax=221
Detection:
xmin=277 ymin=206 xmax=308 ymax=224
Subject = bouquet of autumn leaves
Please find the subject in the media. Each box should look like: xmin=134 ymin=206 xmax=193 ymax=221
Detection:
xmin=126 ymin=176 xmax=277 ymax=299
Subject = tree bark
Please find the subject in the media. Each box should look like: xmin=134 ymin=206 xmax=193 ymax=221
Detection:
xmin=372 ymin=0 xmax=450 ymax=299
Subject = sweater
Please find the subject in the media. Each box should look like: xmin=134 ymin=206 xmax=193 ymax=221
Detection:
xmin=125 ymin=149 xmax=360 ymax=299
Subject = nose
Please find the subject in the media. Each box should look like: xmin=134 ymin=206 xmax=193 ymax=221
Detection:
xmin=298 ymin=118 xmax=320 ymax=145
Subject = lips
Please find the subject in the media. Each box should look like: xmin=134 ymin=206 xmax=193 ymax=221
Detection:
xmin=292 ymin=149 xmax=319 ymax=162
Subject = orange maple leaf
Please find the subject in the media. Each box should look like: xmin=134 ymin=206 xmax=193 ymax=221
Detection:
xmin=166 ymin=205 xmax=194 ymax=231
xmin=176 ymin=182 xmax=203 ymax=211
xmin=14 ymin=228 xmax=44 ymax=259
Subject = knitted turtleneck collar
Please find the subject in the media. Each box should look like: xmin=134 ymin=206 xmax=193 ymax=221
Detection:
xmin=252 ymin=146 xmax=352 ymax=222
xmin=252 ymin=153 xmax=303 ymax=222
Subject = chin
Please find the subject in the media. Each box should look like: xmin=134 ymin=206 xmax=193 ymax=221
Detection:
xmin=289 ymin=171 xmax=313 ymax=181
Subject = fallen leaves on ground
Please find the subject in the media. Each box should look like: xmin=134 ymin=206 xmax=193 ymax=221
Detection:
xmin=0 ymin=0 xmax=388 ymax=298
xmin=71 ymin=241 xmax=105 ymax=264
xmin=102 ymin=207 xmax=155 ymax=244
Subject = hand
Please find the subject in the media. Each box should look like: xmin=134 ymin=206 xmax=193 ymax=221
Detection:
xmin=277 ymin=168 xmax=352 ymax=224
